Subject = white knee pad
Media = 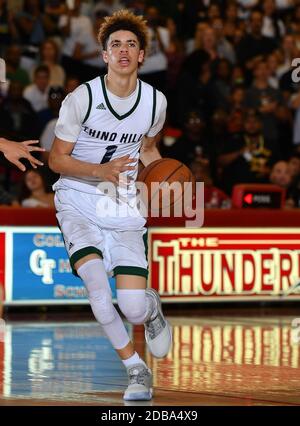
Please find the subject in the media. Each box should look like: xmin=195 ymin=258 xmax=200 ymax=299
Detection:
xmin=77 ymin=259 xmax=115 ymax=325
xmin=88 ymin=287 xmax=116 ymax=325
xmin=117 ymin=289 xmax=151 ymax=325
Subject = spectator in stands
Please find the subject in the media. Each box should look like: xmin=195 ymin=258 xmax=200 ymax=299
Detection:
xmin=262 ymin=0 xmax=286 ymax=40
xmin=227 ymin=86 xmax=246 ymax=134
xmin=165 ymin=17 xmax=185 ymax=126
xmin=223 ymin=1 xmax=244 ymax=43
xmin=23 ymin=65 xmax=50 ymax=112
xmin=0 ymin=0 xmax=17 ymax=55
xmin=291 ymin=4 xmax=300 ymax=50
xmin=176 ymin=49 xmax=217 ymax=125
xmin=236 ymin=10 xmax=277 ymax=73
xmin=0 ymin=80 xmax=40 ymax=141
xmin=160 ymin=110 xmax=211 ymax=168
xmin=289 ymin=85 xmax=300 ymax=150
xmin=286 ymin=153 xmax=300 ymax=208
xmin=44 ymin=0 xmax=67 ymax=41
xmin=34 ymin=39 xmax=65 ymax=87
xmin=58 ymin=0 xmax=94 ymax=81
xmin=38 ymin=85 xmax=64 ymax=186
xmin=277 ymin=35 xmax=300 ymax=82
xmin=217 ymin=109 xmax=280 ymax=195
xmin=93 ymin=0 xmax=125 ymax=16
xmin=72 ymin=10 xmax=106 ymax=81
xmin=267 ymin=52 xmax=281 ymax=89
xmin=197 ymin=26 xmax=219 ymax=64
xmin=14 ymin=0 xmax=56 ymax=72
xmin=269 ymin=160 xmax=292 ymax=188
xmin=237 ymin=0 xmax=259 ymax=20
xmin=288 ymin=153 xmax=300 ymax=180
xmin=231 ymin=65 xmax=246 ymax=86
xmin=5 ymin=44 xmax=30 ymax=88
xmin=245 ymin=59 xmax=289 ymax=145
xmin=190 ymin=158 xmax=230 ymax=209
xmin=214 ymin=58 xmax=233 ymax=109
xmin=64 ymin=75 xmax=80 ymax=94
xmin=185 ymin=22 xmax=209 ymax=55
xmin=138 ymin=5 xmax=170 ymax=92
xmin=19 ymin=169 xmax=54 ymax=208
xmin=38 ymin=85 xmax=64 ymax=133
xmin=0 ymin=186 xmax=19 ymax=205
xmin=211 ymin=18 xmax=236 ymax=64
xmin=286 ymin=158 xmax=300 ymax=208
xmin=207 ymin=3 xmax=222 ymax=23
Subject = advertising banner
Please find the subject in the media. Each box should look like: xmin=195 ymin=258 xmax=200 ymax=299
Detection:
xmin=1 ymin=227 xmax=115 ymax=304
xmin=149 ymin=228 xmax=300 ymax=302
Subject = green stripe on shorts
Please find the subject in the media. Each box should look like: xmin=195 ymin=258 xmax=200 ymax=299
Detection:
xmin=70 ymin=246 xmax=103 ymax=276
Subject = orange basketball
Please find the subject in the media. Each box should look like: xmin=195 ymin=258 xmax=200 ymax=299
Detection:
xmin=137 ymin=158 xmax=195 ymax=215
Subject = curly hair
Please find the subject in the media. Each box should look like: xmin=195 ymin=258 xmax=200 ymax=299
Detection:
xmin=98 ymin=9 xmax=149 ymax=55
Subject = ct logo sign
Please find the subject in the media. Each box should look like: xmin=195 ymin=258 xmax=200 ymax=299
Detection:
xmin=29 ymin=249 xmax=56 ymax=284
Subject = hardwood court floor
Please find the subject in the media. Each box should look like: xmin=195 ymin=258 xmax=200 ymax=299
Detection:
xmin=0 ymin=310 xmax=300 ymax=406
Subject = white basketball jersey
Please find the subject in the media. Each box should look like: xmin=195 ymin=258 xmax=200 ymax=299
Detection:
xmin=56 ymin=75 xmax=157 ymax=194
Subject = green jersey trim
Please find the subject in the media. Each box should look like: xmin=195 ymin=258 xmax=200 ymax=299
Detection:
xmin=151 ymin=87 xmax=157 ymax=127
xmin=100 ymin=75 xmax=142 ymax=120
xmin=83 ymin=83 xmax=92 ymax=124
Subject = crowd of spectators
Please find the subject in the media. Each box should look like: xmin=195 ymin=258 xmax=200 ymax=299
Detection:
xmin=1 ymin=0 xmax=300 ymax=209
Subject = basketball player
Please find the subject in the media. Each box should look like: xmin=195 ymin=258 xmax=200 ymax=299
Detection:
xmin=49 ymin=10 xmax=172 ymax=401
xmin=0 ymin=138 xmax=44 ymax=171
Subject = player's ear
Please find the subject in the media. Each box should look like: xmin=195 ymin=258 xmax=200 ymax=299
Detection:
xmin=102 ymin=50 xmax=108 ymax=64
xmin=138 ymin=50 xmax=145 ymax=64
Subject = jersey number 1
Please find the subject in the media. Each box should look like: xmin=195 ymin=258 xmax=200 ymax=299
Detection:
xmin=100 ymin=145 xmax=117 ymax=164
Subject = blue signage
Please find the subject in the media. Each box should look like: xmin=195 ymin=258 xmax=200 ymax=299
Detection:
xmin=12 ymin=230 xmax=116 ymax=301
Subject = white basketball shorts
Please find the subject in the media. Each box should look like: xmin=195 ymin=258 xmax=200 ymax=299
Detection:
xmin=54 ymin=188 xmax=148 ymax=278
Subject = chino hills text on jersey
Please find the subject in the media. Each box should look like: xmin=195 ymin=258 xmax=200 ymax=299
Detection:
xmin=82 ymin=126 xmax=143 ymax=143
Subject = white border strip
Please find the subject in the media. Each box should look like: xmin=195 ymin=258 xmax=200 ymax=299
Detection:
xmin=148 ymin=227 xmax=300 ymax=234
xmin=3 ymin=325 xmax=11 ymax=397
xmin=4 ymin=231 xmax=13 ymax=303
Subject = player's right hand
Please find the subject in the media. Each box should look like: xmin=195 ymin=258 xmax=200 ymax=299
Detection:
xmin=2 ymin=140 xmax=45 ymax=171
xmin=96 ymin=155 xmax=136 ymax=184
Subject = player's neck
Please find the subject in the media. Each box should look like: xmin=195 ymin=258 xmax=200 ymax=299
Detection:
xmin=105 ymin=71 xmax=138 ymax=98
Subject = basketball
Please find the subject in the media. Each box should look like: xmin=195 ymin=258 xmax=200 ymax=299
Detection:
xmin=137 ymin=158 xmax=195 ymax=214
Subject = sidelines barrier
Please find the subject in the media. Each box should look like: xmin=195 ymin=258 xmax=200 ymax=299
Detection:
xmin=1 ymin=207 xmax=300 ymax=304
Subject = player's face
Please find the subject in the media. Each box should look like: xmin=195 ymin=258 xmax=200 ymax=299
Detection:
xmin=103 ymin=30 xmax=144 ymax=75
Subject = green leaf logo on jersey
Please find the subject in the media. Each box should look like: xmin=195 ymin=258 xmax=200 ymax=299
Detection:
xmin=96 ymin=103 xmax=106 ymax=110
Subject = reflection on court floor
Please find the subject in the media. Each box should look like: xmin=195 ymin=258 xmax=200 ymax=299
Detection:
xmin=0 ymin=316 xmax=299 ymax=405
xmin=148 ymin=317 xmax=300 ymax=405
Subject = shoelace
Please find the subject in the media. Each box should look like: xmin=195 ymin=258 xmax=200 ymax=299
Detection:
xmin=128 ymin=367 xmax=151 ymax=386
xmin=145 ymin=313 xmax=166 ymax=340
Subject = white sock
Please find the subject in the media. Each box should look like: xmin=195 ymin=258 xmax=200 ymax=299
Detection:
xmin=122 ymin=352 xmax=147 ymax=369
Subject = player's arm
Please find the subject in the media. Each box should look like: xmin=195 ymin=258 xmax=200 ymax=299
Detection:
xmin=139 ymin=91 xmax=167 ymax=167
xmin=49 ymin=138 xmax=135 ymax=184
xmin=139 ymin=133 xmax=162 ymax=167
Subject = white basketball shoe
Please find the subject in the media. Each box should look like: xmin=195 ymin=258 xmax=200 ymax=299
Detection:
xmin=123 ymin=363 xmax=153 ymax=401
xmin=144 ymin=288 xmax=172 ymax=358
